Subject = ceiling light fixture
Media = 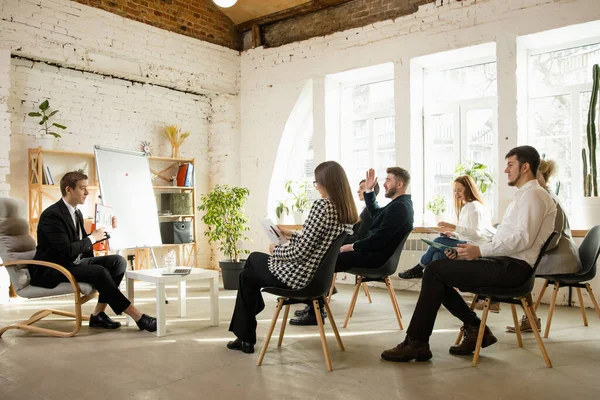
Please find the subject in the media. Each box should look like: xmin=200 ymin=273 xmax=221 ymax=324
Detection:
xmin=213 ymin=0 xmax=237 ymax=8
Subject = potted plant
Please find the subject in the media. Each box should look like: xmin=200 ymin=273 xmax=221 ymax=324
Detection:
xmin=578 ymin=63 xmax=600 ymax=228
xmin=275 ymin=199 xmax=290 ymax=225
xmin=27 ymin=99 xmax=67 ymax=150
xmin=162 ymin=125 xmax=190 ymax=158
xmin=284 ymin=180 xmax=311 ymax=224
xmin=427 ymin=195 xmax=447 ymax=223
xmin=454 ymin=161 xmax=494 ymax=195
xmin=198 ymin=184 xmax=250 ymax=290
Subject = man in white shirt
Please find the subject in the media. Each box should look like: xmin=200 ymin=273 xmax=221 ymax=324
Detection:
xmin=381 ymin=146 xmax=556 ymax=362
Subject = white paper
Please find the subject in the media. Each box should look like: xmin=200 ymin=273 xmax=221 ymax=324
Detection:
xmin=94 ymin=204 xmax=114 ymax=233
xmin=259 ymin=218 xmax=288 ymax=245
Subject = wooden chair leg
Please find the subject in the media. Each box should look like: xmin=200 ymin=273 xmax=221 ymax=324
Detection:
xmin=472 ymin=298 xmax=491 ymax=367
xmin=511 ymin=304 xmax=523 ymax=348
xmin=585 ymin=283 xmax=600 ymax=319
xmin=534 ymin=280 xmax=549 ymax=312
xmin=327 ymin=273 xmax=337 ymax=303
xmin=544 ymin=282 xmax=560 ymax=338
xmin=576 ymin=287 xmax=589 ymax=327
xmin=313 ymin=299 xmax=333 ymax=371
xmin=522 ymin=298 xmax=552 ymax=368
xmin=344 ymin=278 xmax=362 ymax=328
xmin=257 ymin=298 xmax=284 ymax=366
xmin=456 ymin=294 xmax=479 ymax=345
xmin=362 ymin=283 xmax=372 ymax=304
xmin=277 ymin=305 xmax=290 ymax=347
xmin=385 ymin=277 xmax=403 ymax=330
xmin=322 ymin=296 xmax=344 ymax=351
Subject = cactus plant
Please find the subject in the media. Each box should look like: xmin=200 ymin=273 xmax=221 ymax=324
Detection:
xmin=584 ymin=64 xmax=600 ymax=197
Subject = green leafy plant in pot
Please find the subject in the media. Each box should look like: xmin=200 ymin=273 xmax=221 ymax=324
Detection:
xmin=284 ymin=180 xmax=311 ymax=224
xmin=275 ymin=199 xmax=290 ymax=224
xmin=454 ymin=161 xmax=494 ymax=195
xmin=198 ymin=184 xmax=250 ymax=290
xmin=28 ymin=99 xmax=67 ymax=150
xmin=427 ymin=194 xmax=447 ymax=223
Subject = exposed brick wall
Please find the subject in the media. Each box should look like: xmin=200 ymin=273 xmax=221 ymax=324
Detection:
xmin=72 ymin=0 xmax=241 ymax=50
xmin=261 ymin=0 xmax=436 ymax=48
xmin=0 ymin=50 xmax=10 ymax=197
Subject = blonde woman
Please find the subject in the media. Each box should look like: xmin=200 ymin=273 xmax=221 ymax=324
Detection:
xmin=399 ymin=175 xmax=493 ymax=279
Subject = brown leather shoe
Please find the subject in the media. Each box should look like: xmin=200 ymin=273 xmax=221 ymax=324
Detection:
xmin=381 ymin=336 xmax=433 ymax=362
xmin=449 ymin=324 xmax=497 ymax=355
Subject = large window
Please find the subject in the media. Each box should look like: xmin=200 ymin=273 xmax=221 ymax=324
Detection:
xmin=527 ymin=41 xmax=600 ymax=214
xmin=423 ymin=61 xmax=498 ymax=220
xmin=340 ymin=79 xmax=395 ymax=195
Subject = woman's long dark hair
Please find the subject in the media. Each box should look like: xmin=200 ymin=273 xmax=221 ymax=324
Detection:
xmin=314 ymin=161 xmax=359 ymax=225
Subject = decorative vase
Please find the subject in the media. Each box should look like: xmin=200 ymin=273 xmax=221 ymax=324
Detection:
xmin=37 ymin=135 xmax=54 ymax=150
xmin=171 ymin=145 xmax=180 ymax=158
xmin=293 ymin=211 xmax=307 ymax=225
xmin=435 ymin=214 xmax=444 ymax=224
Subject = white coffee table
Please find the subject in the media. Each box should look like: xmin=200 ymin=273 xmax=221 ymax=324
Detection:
xmin=125 ymin=268 xmax=219 ymax=337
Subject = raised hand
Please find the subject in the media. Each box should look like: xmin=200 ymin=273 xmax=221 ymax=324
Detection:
xmin=365 ymin=168 xmax=378 ymax=191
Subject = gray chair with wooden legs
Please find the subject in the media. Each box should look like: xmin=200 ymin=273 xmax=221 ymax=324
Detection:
xmin=342 ymin=232 xmax=411 ymax=330
xmin=456 ymin=232 xmax=557 ymax=367
xmin=257 ymin=233 xmax=347 ymax=371
xmin=534 ymin=225 xmax=600 ymax=338
xmin=0 ymin=198 xmax=96 ymax=338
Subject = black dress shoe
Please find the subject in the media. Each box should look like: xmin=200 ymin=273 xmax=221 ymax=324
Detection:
xmin=294 ymin=305 xmax=311 ymax=317
xmin=290 ymin=309 xmax=327 ymax=326
xmin=135 ymin=314 xmax=157 ymax=332
xmin=89 ymin=312 xmax=121 ymax=329
xmin=398 ymin=264 xmax=424 ymax=279
xmin=227 ymin=338 xmax=255 ymax=354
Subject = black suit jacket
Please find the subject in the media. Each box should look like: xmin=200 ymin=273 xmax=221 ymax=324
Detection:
xmin=344 ymin=207 xmax=373 ymax=244
xmin=352 ymin=192 xmax=414 ymax=259
xmin=30 ymin=199 xmax=94 ymax=286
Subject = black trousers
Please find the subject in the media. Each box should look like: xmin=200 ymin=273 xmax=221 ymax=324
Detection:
xmin=334 ymin=251 xmax=389 ymax=273
xmin=39 ymin=255 xmax=130 ymax=315
xmin=406 ymin=257 xmax=532 ymax=342
xmin=228 ymin=252 xmax=289 ymax=345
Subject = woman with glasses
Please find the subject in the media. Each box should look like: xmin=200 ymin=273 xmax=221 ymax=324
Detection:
xmin=398 ymin=175 xmax=494 ymax=279
xmin=226 ymin=161 xmax=357 ymax=354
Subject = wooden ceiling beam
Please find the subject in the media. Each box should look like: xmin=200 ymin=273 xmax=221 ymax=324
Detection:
xmin=237 ymin=0 xmax=352 ymax=33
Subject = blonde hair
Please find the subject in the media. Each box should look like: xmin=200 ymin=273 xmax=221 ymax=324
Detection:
xmin=453 ymin=175 xmax=485 ymax=218
xmin=537 ymin=159 xmax=557 ymax=190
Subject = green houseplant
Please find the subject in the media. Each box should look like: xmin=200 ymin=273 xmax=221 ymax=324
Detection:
xmin=28 ymin=99 xmax=67 ymax=150
xmin=198 ymin=184 xmax=250 ymax=290
xmin=427 ymin=195 xmax=447 ymax=222
xmin=583 ymin=64 xmax=600 ymax=197
xmin=275 ymin=199 xmax=290 ymax=224
xmin=454 ymin=161 xmax=495 ymax=195
xmin=284 ymin=180 xmax=310 ymax=224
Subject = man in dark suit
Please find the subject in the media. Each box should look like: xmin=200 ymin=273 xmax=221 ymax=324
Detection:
xmin=29 ymin=171 xmax=157 ymax=332
xmin=290 ymin=167 xmax=413 ymax=325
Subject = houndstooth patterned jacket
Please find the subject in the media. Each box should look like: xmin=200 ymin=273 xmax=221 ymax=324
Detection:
xmin=268 ymin=198 xmax=353 ymax=290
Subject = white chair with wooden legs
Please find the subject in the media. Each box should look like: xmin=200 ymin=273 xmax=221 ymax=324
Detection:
xmin=341 ymin=233 xmax=410 ymax=330
xmin=0 ymin=198 xmax=97 ymax=338
xmin=534 ymin=225 xmax=600 ymax=338
xmin=257 ymin=233 xmax=347 ymax=371
xmin=455 ymin=232 xmax=557 ymax=367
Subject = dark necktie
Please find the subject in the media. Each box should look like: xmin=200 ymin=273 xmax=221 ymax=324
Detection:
xmin=75 ymin=209 xmax=82 ymax=240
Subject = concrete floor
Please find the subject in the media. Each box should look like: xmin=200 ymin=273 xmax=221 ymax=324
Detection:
xmin=1 ymin=281 xmax=599 ymax=400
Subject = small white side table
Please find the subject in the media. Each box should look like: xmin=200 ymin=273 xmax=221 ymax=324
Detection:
xmin=125 ymin=268 xmax=219 ymax=337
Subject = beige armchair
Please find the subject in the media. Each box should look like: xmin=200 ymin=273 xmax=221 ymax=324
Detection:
xmin=0 ymin=198 xmax=97 ymax=338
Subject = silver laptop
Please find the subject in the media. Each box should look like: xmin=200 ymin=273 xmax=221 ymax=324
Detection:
xmin=153 ymin=249 xmax=198 ymax=276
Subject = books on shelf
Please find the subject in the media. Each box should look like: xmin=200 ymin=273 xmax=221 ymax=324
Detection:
xmin=176 ymin=163 xmax=194 ymax=187
xmin=40 ymin=164 xmax=55 ymax=185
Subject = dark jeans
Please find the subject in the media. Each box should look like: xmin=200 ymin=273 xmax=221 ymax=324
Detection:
xmin=229 ymin=252 xmax=288 ymax=345
xmin=420 ymin=236 xmax=466 ymax=266
xmin=406 ymin=257 xmax=532 ymax=342
xmin=48 ymin=255 xmax=130 ymax=315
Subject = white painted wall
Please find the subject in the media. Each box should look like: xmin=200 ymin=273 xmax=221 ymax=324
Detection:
xmin=0 ymin=0 xmax=242 ymax=268
xmin=240 ymin=0 xmax=600 ymax=306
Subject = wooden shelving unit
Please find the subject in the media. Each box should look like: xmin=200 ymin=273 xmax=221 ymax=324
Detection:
xmin=28 ymin=147 xmax=197 ymax=268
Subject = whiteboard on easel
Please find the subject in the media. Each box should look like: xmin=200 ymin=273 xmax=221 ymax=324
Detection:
xmin=94 ymin=145 xmax=162 ymax=250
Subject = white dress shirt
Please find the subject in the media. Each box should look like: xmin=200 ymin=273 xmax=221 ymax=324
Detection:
xmin=479 ymin=179 xmax=556 ymax=266
xmin=454 ymin=201 xmax=494 ymax=245
xmin=62 ymin=199 xmax=95 ymax=246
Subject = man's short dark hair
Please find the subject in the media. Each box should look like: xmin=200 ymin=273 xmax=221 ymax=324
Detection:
xmin=386 ymin=167 xmax=411 ymax=187
xmin=359 ymin=179 xmax=380 ymax=195
xmin=505 ymin=145 xmax=541 ymax=177
xmin=60 ymin=171 xmax=88 ymax=196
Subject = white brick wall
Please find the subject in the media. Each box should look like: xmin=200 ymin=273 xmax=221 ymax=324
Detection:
xmin=240 ymin=0 xmax=600 ymax=305
xmin=0 ymin=0 xmax=242 ymax=268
